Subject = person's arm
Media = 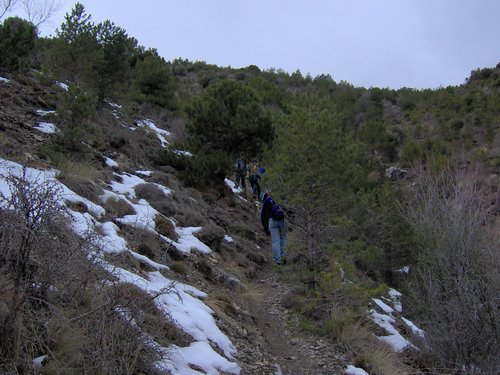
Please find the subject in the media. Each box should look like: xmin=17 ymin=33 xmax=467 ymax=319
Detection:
xmin=260 ymin=198 xmax=272 ymax=234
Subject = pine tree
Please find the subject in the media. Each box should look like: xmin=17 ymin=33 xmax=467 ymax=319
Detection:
xmin=266 ymin=92 xmax=366 ymax=283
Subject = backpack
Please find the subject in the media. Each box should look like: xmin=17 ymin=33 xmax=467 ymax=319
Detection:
xmin=270 ymin=199 xmax=285 ymax=220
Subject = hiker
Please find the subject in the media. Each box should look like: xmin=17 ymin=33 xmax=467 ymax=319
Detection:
xmin=260 ymin=189 xmax=287 ymax=265
xmin=234 ymin=158 xmax=247 ymax=190
xmin=248 ymin=160 xmax=262 ymax=198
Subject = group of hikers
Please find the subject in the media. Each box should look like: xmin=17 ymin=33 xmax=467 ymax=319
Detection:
xmin=234 ymin=158 xmax=288 ymax=265
xmin=234 ymin=158 xmax=264 ymax=198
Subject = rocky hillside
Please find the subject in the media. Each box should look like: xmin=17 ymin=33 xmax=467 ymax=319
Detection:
xmin=0 ymin=70 xmax=344 ymax=374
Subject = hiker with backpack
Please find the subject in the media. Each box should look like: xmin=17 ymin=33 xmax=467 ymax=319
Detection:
xmin=234 ymin=158 xmax=247 ymax=190
xmin=260 ymin=189 xmax=287 ymax=265
xmin=248 ymin=160 xmax=262 ymax=198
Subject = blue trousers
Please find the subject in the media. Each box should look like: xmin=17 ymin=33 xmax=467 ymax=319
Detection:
xmin=269 ymin=218 xmax=287 ymax=264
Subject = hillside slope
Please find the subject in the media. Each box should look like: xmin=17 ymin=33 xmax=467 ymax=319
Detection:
xmin=0 ymin=71 xmax=367 ymax=374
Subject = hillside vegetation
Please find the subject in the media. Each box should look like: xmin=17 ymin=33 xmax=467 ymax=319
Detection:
xmin=1 ymin=3 xmax=499 ymax=374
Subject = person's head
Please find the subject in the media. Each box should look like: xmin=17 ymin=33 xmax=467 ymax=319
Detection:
xmin=259 ymin=188 xmax=271 ymax=201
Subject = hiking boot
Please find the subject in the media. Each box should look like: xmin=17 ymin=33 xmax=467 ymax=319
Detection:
xmin=281 ymin=257 xmax=287 ymax=265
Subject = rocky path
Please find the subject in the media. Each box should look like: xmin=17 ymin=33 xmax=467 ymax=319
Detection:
xmin=237 ymin=267 xmax=349 ymax=375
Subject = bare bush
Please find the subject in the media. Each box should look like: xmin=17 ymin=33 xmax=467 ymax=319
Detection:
xmin=135 ymin=183 xmax=167 ymax=203
xmin=403 ymin=163 xmax=500 ymax=373
xmin=0 ymin=169 xmax=64 ymax=352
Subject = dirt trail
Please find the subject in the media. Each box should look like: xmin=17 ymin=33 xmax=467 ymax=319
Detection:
xmin=243 ymin=266 xmax=348 ymax=375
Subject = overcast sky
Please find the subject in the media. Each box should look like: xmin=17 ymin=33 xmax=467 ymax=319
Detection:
xmin=9 ymin=0 xmax=500 ymax=89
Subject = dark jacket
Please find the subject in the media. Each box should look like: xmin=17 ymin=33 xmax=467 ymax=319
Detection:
xmin=261 ymin=194 xmax=285 ymax=230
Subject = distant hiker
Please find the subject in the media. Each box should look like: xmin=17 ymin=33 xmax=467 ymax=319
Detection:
xmin=260 ymin=189 xmax=287 ymax=265
xmin=234 ymin=158 xmax=247 ymax=189
xmin=248 ymin=160 xmax=262 ymax=198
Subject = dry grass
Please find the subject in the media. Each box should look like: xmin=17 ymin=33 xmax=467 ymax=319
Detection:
xmin=340 ymin=321 xmax=412 ymax=375
xmin=169 ymin=261 xmax=188 ymax=275
xmin=170 ymin=189 xmax=208 ymax=226
xmin=102 ymin=196 xmax=136 ymax=217
xmin=115 ymin=225 xmax=171 ymax=268
xmin=174 ymin=204 xmax=206 ymax=226
xmin=149 ymin=171 xmax=180 ymax=191
xmin=135 ymin=182 xmax=167 ymax=202
xmin=154 ymin=215 xmax=178 ymax=240
xmin=49 ymin=154 xmax=103 ymax=201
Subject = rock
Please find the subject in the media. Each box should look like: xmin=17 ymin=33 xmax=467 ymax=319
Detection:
xmin=385 ymin=166 xmax=408 ymax=180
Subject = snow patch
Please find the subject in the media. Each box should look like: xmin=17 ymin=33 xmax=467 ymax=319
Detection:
xmin=345 ymin=365 xmax=369 ymax=375
xmin=35 ymin=109 xmax=56 ymax=116
xmin=104 ymin=157 xmax=118 ymax=167
xmin=34 ymin=122 xmax=59 ymax=134
xmin=174 ymin=226 xmax=212 ymax=254
xmin=56 ymin=81 xmax=69 ymax=91
xmin=136 ymin=118 xmax=170 ymax=147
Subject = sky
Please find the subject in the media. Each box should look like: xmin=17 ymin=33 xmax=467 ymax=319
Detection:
xmin=0 ymin=78 xmax=424 ymax=373
xmin=6 ymin=0 xmax=500 ymax=89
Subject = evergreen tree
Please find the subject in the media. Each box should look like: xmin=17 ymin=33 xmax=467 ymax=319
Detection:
xmin=0 ymin=16 xmax=37 ymax=71
xmin=94 ymin=20 xmax=136 ymax=106
xmin=132 ymin=49 xmax=176 ymax=108
xmin=46 ymin=2 xmax=99 ymax=84
xmin=187 ymin=79 xmax=274 ymax=159
xmin=266 ymin=92 xmax=366 ymax=281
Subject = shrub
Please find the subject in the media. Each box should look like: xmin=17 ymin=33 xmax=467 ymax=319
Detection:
xmin=186 ymin=79 xmax=275 ymax=183
xmin=352 ymin=243 xmax=385 ymax=280
xmin=183 ymin=149 xmax=232 ymax=188
xmin=154 ymin=215 xmax=177 ymax=240
xmin=158 ymin=148 xmax=190 ymax=171
xmin=135 ymin=183 xmax=167 ymax=202
xmin=171 ymin=189 xmax=208 ymax=226
xmin=0 ymin=168 xmax=166 ymax=373
xmin=173 ymin=205 xmax=206 ymax=227
xmin=132 ymin=51 xmax=176 ymax=108
xmin=153 ymin=198 xmax=178 ymax=217
xmin=401 ymin=140 xmax=422 ymax=165
xmin=403 ymin=163 xmax=500 ymax=373
xmin=196 ymin=223 xmax=225 ymax=251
